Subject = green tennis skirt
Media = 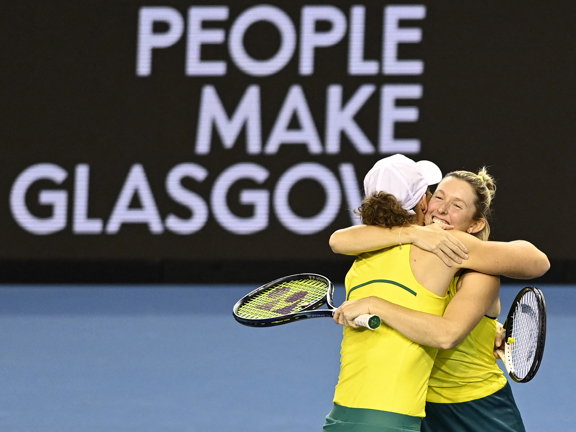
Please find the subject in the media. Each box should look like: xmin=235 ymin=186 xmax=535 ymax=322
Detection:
xmin=323 ymin=403 xmax=422 ymax=432
xmin=421 ymin=382 xmax=525 ymax=432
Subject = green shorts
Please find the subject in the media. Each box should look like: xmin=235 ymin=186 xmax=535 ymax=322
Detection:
xmin=323 ymin=403 xmax=422 ymax=432
xmin=421 ymin=382 xmax=525 ymax=432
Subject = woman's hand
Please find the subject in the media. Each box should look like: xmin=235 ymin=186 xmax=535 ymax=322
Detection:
xmin=410 ymin=224 xmax=468 ymax=266
xmin=494 ymin=321 xmax=505 ymax=359
xmin=333 ymin=298 xmax=372 ymax=328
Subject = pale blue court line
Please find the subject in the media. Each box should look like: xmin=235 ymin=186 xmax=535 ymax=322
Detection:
xmin=0 ymin=284 xmax=574 ymax=432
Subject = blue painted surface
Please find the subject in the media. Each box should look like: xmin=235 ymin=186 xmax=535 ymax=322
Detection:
xmin=0 ymin=284 xmax=573 ymax=431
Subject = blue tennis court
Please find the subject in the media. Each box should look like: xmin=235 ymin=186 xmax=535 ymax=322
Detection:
xmin=0 ymin=284 xmax=573 ymax=431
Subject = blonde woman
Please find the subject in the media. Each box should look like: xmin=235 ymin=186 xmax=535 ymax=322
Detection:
xmin=324 ymin=155 xmax=549 ymax=431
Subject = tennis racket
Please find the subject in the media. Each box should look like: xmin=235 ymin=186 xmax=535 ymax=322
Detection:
xmin=233 ymin=273 xmax=381 ymax=330
xmin=496 ymin=286 xmax=547 ymax=383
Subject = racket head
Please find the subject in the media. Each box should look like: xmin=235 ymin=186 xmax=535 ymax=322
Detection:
xmin=503 ymin=286 xmax=547 ymax=383
xmin=232 ymin=273 xmax=334 ymax=327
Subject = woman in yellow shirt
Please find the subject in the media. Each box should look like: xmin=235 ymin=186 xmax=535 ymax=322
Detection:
xmin=331 ymin=164 xmax=547 ymax=431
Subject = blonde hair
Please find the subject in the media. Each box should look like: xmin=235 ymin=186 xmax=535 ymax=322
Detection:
xmin=354 ymin=192 xmax=418 ymax=228
xmin=444 ymin=167 xmax=496 ymax=241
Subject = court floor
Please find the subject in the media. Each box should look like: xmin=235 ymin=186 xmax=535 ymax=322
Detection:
xmin=0 ymin=284 xmax=573 ymax=432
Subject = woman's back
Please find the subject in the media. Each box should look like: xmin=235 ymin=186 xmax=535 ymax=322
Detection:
xmin=409 ymin=244 xmax=460 ymax=296
xmin=334 ymin=244 xmax=453 ymax=417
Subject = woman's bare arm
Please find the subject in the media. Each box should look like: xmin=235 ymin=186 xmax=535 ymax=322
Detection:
xmin=334 ymin=272 xmax=500 ymax=349
xmin=453 ymin=232 xmax=550 ymax=279
xmin=329 ymin=224 xmax=468 ymax=266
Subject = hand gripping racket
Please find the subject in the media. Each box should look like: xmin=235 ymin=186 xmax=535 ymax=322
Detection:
xmin=496 ymin=286 xmax=547 ymax=383
xmin=233 ymin=273 xmax=381 ymax=330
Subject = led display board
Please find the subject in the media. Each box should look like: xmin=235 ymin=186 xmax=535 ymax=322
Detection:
xmin=1 ymin=1 xmax=574 ymax=282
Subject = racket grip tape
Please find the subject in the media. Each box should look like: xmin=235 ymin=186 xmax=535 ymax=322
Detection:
xmin=354 ymin=314 xmax=381 ymax=330
xmin=497 ymin=343 xmax=515 ymax=375
xmin=495 ymin=326 xmax=512 ymax=374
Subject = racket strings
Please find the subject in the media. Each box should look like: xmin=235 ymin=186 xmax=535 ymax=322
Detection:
xmin=236 ymin=278 xmax=328 ymax=319
xmin=509 ymin=291 xmax=540 ymax=379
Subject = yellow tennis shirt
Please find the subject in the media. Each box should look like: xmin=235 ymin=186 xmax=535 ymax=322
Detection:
xmin=426 ymin=283 xmax=507 ymax=403
xmin=333 ymin=245 xmax=448 ymax=417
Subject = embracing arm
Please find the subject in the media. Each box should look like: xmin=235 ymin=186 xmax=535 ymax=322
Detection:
xmin=453 ymin=232 xmax=550 ymax=279
xmin=334 ymin=272 xmax=500 ymax=349
xmin=329 ymin=225 xmax=399 ymax=255
xmin=329 ymin=224 xmax=468 ymax=266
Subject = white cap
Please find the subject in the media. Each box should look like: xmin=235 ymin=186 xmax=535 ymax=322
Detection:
xmin=363 ymin=154 xmax=443 ymax=215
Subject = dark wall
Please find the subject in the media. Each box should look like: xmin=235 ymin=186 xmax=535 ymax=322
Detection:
xmin=1 ymin=1 xmax=574 ymax=283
